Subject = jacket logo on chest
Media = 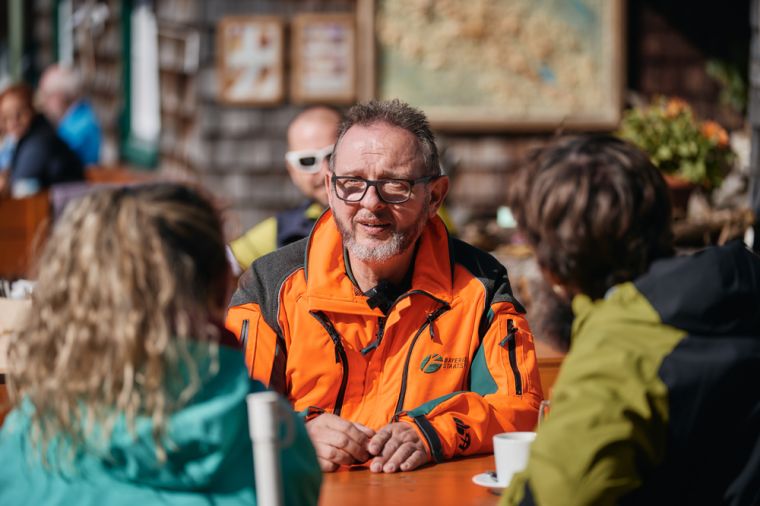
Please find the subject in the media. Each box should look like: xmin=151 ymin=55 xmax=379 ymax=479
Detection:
xmin=420 ymin=354 xmax=467 ymax=374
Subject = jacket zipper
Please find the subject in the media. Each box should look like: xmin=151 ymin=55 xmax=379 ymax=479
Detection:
xmin=361 ymin=317 xmax=386 ymax=355
xmin=505 ymin=319 xmax=523 ymax=395
xmin=240 ymin=319 xmax=249 ymax=352
xmin=310 ymin=311 xmax=349 ymax=416
xmin=393 ymin=303 xmax=451 ymax=415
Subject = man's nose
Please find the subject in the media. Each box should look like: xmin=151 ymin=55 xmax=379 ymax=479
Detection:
xmin=360 ymin=184 xmax=386 ymax=210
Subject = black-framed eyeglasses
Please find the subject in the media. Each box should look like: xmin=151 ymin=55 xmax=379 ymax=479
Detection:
xmin=331 ymin=175 xmax=440 ymax=204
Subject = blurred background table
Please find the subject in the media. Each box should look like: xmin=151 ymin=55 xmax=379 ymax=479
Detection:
xmin=320 ymin=455 xmax=500 ymax=506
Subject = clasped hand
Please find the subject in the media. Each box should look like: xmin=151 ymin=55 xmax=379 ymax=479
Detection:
xmin=305 ymin=413 xmax=430 ymax=473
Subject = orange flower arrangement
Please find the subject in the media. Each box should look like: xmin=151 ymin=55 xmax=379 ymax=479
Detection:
xmin=700 ymin=120 xmax=730 ymax=147
xmin=618 ymin=97 xmax=735 ymax=189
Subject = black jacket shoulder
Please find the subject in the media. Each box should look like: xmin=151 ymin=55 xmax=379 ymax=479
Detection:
xmin=450 ymin=238 xmax=524 ymax=313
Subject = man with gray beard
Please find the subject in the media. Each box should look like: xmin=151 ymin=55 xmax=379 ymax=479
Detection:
xmin=227 ymin=99 xmax=542 ymax=474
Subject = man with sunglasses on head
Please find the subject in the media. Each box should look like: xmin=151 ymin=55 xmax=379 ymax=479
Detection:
xmin=229 ymin=106 xmax=341 ymax=272
xmin=227 ymin=99 xmax=542 ymax=474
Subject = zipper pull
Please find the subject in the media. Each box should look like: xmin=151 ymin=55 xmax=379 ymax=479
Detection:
xmin=361 ymin=317 xmax=386 ymax=355
xmin=427 ymin=304 xmax=449 ymax=340
xmin=500 ymin=319 xmax=516 ymax=348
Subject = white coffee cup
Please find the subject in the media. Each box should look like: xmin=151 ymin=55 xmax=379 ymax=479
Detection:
xmin=493 ymin=431 xmax=536 ymax=487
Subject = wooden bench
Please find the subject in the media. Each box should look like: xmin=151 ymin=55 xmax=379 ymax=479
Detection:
xmin=535 ymin=339 xmax=565 ymax=396
xmin=0 ymin=192 xmax=50 ymax=279
xmin=85 ymin=166 xmax=152 ymax=185
xmin=0 ymin=167 xmax=152 ymax=280
xmin=538 ymin=356 xmax=564 ymax=396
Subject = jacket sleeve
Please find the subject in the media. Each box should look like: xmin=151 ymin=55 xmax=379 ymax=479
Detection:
xmin=226 ymin=301 xmax=287 ymax=394
xmin=226 ymin=240 xmax=307 ymax=395
xmin=268 ymin=387 xmax=322 ymax=506
xmin=398 ymin=301 xmax=542 ymax=462
xmin=499 ymin=331 xmax=670 ymax=506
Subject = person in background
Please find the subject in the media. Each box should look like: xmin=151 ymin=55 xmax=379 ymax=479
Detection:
xmin=0 ymin=83 xmax=84 ymax=197
xmin=227 ymin=105 xmax=456 ymax=274
xmin=0 ymin=128 xmax=15 ymax=194
xmin=37 ymin=64 xmax=102 ymax=166
xmin=0 ymin=183 xmax=321 ymax=505
xmin=229 ymin=106 xmax=340 ymax=272
xmin=0 ymin=128 xmax=15 ymax=170
xmin=501 ymin=135 xmax=760 ymax=506
xmin=227 ymin=99 xmax=541 ymax=474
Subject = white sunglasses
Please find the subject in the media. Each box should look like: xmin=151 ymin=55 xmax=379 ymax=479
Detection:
xmin=285 ymin=145 xmax=334 ymax=173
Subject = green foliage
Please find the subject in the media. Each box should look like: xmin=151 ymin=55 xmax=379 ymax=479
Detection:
xmin=706 ymin=59 xmax=748 ymax=115
xmin=617 ymin=97 xmax=735 ymax=189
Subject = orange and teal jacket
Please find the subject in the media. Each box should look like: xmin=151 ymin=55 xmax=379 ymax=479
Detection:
xmin=226 ymin=211 xmax=542 ymax=462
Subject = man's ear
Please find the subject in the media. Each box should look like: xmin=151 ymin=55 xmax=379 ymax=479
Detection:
xmin=540 ymin=266 xmax=577 ymax=303
xmin=428 ymin=176 xmax=449 ymax=219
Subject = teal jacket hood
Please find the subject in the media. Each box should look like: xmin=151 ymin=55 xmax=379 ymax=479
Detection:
xmin=98 ymin=345 xmax=255 ymax=490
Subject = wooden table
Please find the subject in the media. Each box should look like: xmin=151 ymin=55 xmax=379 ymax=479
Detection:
xmin=320 ymin=455 xmax=501 ymax=506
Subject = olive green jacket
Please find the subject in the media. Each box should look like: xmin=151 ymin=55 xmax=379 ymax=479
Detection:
xmin=502 ymin=242 xmax=760 ymax=506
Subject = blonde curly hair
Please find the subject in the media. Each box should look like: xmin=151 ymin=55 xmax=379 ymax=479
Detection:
xmin=7 ymin=183 xmax=231 ymax=461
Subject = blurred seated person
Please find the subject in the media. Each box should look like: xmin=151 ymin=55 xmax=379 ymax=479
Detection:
xmin=229 ymin=106 xmax=340 ymax=272
xmin=501 ymin=135 xmax=760 ymax=506
xmin=0 ymin=183 xmax=321 ymax=505
xmin=38 ymin=64 xmax=102 ymax=165
xmin=0 ymin=83 xmax=84 ymax=198
xmin=228 ymin=105 xmax=456 ymax=273
xmin=0 ymin=127 xmax=15 ymax=170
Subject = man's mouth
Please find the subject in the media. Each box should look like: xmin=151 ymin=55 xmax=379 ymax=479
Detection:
xmin=356 ymin=219 xmax=391 ymax=235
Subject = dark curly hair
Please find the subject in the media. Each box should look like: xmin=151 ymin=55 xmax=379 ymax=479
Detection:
xmin=509 ymin=134 xmax=674 ymax=300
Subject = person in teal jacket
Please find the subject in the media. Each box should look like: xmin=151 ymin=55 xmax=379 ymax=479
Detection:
xmin=0 ymin=183 xmax=321 ymax=505
xmin=501 ymin=135 xmax=760 ymax=506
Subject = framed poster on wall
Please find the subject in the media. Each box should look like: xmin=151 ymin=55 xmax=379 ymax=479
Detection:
xmin=357 ymin=0 xmax=625 ymax=131
xmin=290 ymin=13 xmax=356 ymax=104
xmin=216 ymin=16 xmax=285 ymax=105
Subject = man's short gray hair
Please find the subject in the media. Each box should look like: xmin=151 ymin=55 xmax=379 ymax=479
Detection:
xmin=40 ymin=65 xmax=81 ymax=100
xmin=329 ymin=99 xmax=440 ymax=177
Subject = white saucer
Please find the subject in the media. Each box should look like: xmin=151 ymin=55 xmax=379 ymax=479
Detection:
xmin=472 ymin=471 xmax=508 ymax=491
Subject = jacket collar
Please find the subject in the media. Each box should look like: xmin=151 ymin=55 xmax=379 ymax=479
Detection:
xmin=304 ymin=210 xmax=453 ymax=315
